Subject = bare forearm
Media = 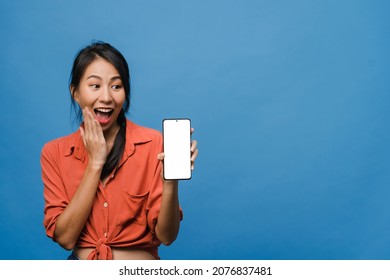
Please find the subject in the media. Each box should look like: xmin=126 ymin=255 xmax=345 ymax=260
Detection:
xmin=155 ymin=180 xmax=181 ymax=245
xmin=54 ymin=164 xmax=102 ymax=250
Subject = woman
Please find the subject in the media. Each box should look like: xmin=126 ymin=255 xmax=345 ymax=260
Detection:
xmin=40 ymin=41 xmax=198 ymax=260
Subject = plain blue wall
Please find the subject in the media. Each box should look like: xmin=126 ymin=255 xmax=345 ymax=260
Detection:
xmin=1 ymin=0 xmax=389 ymax=260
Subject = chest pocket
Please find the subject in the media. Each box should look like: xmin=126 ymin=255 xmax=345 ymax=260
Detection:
xmin=117 ymin=188 xmax=149 ymax=226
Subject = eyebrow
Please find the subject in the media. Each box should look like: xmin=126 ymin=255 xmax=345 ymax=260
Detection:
xmin=87 ymin=75 xmax=102 ymax=80
xmin=87 ymin=75 xmax=122 ymax=81
xmin=111 ymin=76 xmax=122 ymax=81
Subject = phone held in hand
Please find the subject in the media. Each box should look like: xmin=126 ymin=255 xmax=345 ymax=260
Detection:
xmin=162 ymin=118 xmax=192 ymax=180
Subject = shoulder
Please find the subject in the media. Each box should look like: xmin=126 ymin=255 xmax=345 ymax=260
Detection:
xmin=126 ymin=120 xmax=162 ymax=143
xmin=124 ymin=120 xmax=162 ymax=155
xmin=41 ymin=130 xmax=80 ymax=156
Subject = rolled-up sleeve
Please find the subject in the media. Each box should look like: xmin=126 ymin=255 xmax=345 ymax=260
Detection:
xmin=41 ymin=143 xmax=69 ymax=240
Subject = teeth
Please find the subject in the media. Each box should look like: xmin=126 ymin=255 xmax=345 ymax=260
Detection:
xmin=95 ymin=108 xmax=113 ymax=113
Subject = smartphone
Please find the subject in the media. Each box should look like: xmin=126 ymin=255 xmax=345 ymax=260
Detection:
xmin=162 ymin=118 xmax=192 ymax=180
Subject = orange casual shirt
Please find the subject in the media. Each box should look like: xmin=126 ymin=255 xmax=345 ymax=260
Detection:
xmin=41 ymin=119 xmax=181 ymax=259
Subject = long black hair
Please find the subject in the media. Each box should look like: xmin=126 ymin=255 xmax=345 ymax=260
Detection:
xmin=69 ymin=41 xmax=131 ymax=179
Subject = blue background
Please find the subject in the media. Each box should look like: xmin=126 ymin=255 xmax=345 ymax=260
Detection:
xmin=1 ymin=0 xmax=389 ymax=260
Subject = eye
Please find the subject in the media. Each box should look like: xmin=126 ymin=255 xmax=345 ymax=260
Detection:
xmin=112 ymin=84 xmax=123 ymax=90
xmin=90 ymin=84 xmax=100 ymax=89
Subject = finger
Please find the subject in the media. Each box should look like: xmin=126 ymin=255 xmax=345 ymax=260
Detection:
xmin=83 ymin=106 xmax=103 ymax=140
xmin=190 ymin=127 xmax=195 ymax=135
xmin=94 ymin=119 xmax=104 ymax=140
xmin=191 ymin=148 xmax=198 ymax=162
xmin=190 ymin=139 xmax=198 ymax=152
xmin=90 ymin=117 xmax=103 ymax=141
xmin=83 ymin=107 xmax=93 ymax=138
xmin=85 ymin=108 xmax=99 ymax=142
xmin=191 ymin=155 xmax=196 ymax=170
xmin=79 ymin=127 xmax=86 ymax=147
xmin=157 ymin=153 xmax=165 ymax=161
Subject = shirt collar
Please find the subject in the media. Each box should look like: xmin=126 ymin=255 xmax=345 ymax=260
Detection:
xmin=123 ymin=119 xmax=153 ymax=158
xmin=64 ymin=129 xmax=86 ymax=161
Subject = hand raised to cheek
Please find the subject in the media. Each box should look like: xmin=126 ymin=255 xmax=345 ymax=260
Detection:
xmin=79 ymin=107 xmax=108 ymax=168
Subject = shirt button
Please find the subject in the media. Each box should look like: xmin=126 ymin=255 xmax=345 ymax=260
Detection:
xmin=103 ymin=202 xmax=108 ymax=208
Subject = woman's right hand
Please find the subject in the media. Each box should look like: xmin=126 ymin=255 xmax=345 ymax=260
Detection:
xmin=79 ymin=107 xmax=108 ymax=168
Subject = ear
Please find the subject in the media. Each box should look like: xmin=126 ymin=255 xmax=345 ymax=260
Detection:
xmin=70 ymin=85 xmax=79 ymax=104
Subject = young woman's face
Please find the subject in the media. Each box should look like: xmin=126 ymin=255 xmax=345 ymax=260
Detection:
xmin=72 ymin=57 xmax=126 ymax=133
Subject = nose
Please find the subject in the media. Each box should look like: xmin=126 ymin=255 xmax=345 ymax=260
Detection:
xmin=99 ymin=86 xmax=114 ymax=103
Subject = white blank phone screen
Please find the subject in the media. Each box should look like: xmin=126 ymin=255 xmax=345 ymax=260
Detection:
xmin=163 ymin=119 xmax=191 ymax=180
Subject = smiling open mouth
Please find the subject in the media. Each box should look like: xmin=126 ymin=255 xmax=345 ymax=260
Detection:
xmin=94 ymin=108 xmax=114 ymax=124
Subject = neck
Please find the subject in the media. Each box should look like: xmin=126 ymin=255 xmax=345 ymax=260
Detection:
xmin=103 ymin=123 xmax=121 ymax=147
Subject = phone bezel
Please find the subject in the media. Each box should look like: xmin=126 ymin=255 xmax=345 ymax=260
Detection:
xmin=162 ymin=118 xmax=192 ymax=180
